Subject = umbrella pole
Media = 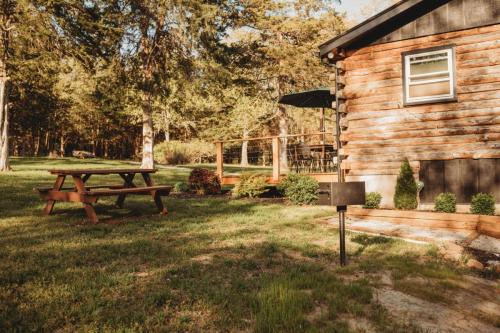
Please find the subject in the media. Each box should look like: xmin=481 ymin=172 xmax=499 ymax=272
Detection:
xmin=320 ymin=107 xmax=325 ymax=144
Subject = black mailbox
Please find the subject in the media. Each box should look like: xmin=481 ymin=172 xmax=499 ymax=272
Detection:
xmin=317 ymin=181 xmax=366 ymax=267
xmin=318 ymin=182 xmax=366 ymax=206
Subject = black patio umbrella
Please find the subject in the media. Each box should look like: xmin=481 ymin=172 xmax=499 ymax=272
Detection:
xmin=279 ymin=88 xmax=334 ymax=139
xmin=278 ymin=87 xmax=334 ymax=108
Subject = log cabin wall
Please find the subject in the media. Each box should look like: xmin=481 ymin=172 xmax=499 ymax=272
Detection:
xmin=339 ymin=23 xmax=500 ymax=208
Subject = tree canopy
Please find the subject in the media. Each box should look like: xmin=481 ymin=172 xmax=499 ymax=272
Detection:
xmin=0 ymin=0 xmax=346 ymax=170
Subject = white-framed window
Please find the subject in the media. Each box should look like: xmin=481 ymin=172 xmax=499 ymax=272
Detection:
xmin=402 ymin=46 xmax=456 ymax=105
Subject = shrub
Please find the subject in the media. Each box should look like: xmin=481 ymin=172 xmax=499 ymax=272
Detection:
xmin=470 ymin=193 xmax=496 ymax=215
xmin=174 ymin=182 xmax=190 ymax=193
xmin=434 ymin=193 xmax=456 ymax=213
xmin=394 ymin=159 xmax=418 ymax=210
xmin=188 ymin=168 xmax=221 ymax=195
xmin=277 ymin=173 xmax=319 ymax=205
xmin=363 ymin=192 xmax=382 ymax=209
xmin=154 ymin=140 xmax=214 ymax=165
xmin=232 ymin=173 xmax=269 ymax=198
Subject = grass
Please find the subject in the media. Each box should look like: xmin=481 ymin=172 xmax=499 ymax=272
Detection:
xmin=0 ymin=158 xmax=484 ymax=332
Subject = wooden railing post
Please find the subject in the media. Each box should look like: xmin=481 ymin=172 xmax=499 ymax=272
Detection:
xmin=272 ymin=137 xmax=280 ymax=182
xmin=216 ymin=142 xmax=224 ymax=181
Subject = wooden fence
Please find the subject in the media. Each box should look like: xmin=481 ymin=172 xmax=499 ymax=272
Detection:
xmin=215 ymin=132 xmax=338 ymax=185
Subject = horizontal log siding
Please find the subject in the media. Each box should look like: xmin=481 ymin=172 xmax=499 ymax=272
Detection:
xmin=340 ymin=24 xmax=500 ymax=176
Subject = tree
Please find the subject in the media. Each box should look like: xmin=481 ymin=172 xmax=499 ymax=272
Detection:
xmin=118 ymin=0 xmax=239 ymax=169
xmin=1 ymin=0 xmax=122 ymax=170
xmin=0 ymin=0 xmax=14 ymax=171
xmin=229 ymin=0 xmax=345 ymax=170
xmin=394 ymin=158 xmax=418 ymax=210
xmin=224 ymin=89 xmax=274 ymax=166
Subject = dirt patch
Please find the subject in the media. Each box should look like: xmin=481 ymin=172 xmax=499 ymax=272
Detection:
xmin=346 ymin=316 xmax=375 ymax=333
xmin=133 ymin=271 xmax=151 ymax=278
xmin=282 ymin=249 xmax=315 ymax=262
xmin=191 ymin=253 xmax=215 ymax=263
xmin=306 ymin=304 xmax=327 ymax=322
xmin=376 ymin=287 xmax=500 ymax=332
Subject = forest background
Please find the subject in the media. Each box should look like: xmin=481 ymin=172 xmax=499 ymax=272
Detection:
xmin=0 ymin=0 xmax=395 ymax=170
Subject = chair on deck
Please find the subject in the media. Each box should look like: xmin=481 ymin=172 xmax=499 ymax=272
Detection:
xmin=292 ymin=143 xmax=313 ymax=173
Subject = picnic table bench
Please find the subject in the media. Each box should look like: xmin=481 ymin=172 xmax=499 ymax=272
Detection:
xmin=35 ymin=168 xmax=172 ymax=224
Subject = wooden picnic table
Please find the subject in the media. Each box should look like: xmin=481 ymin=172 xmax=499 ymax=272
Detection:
xmin=35 ymin=168 xmax=172 ymax=224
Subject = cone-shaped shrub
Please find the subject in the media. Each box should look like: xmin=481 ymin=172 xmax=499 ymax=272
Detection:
xmin=394 ymin=159 xmax=418 ymax=210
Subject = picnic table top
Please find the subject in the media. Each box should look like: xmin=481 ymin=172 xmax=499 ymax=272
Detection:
xmin=48 ymin=168 xmax=157 ymax=175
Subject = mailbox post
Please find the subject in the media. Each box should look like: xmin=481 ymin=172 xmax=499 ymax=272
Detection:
xmin=318 ymin=182 xmax=365 ymax=265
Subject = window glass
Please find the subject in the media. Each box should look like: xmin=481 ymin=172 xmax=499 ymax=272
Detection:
xmin=404 ymin=48 xmax=455 ymax=104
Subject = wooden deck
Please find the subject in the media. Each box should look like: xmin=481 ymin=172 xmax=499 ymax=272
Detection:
xmin=219 ymin=173 xmax=338 ymax=185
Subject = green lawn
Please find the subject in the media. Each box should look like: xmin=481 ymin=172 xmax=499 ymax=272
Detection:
xmin=0 ymin=158 xmax=497 ymax=332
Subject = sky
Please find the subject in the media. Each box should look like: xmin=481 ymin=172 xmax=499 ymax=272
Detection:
xmin=337 ymin=0 xmax=396 ymax=24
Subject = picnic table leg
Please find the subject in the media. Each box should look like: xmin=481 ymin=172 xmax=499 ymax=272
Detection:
xmin=153 ymin=190 xmax=168 ymax=215
xmin=142 ymin=173 xmax=168 ymax=215
xmin=82 ymin=174 xmax=92 ymax=183
xmin=72 ymin=175 xmax=98 ymax=224
xmin=43 ymin=175 xmax=66 ymax=215
xmin=116 ymin=173 xmax=136 ymax=208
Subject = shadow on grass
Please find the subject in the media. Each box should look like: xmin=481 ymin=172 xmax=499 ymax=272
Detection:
xmin=0 ymin=230 xmax=423 ymax=332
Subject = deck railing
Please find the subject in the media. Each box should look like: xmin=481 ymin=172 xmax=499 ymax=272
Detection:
xmin=215 ymin=132 xmax=338 ymax=185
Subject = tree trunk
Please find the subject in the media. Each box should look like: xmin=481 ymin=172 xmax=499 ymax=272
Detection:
xmin=164 ymin=128 xmax=170 ymax=142
xmin=104 ymin=141 xmax=109 ymax=159
xmin=275 ymin=32 xmax=288 ymax=172
xmin=141 ymin=92 xmax=154 ymax=169
xmin=138 ymin=18 xmax=156 ymax=170
xmin=0 ymin=76 xmax=10 ymax=171
xmin=60 ymin=135 xmax=65 ymax=157
xmin=240 ymin=128 xmax=249 ymax=167
xmin=277 ymin=105 xmax=288 ymax=172
xmin=44 ymin=130 xmax=50 ymax=155
xmin=162 ymin=112 xmax=170 ymax=142
xmin=34 ymin=133 xmax=40 ymax=156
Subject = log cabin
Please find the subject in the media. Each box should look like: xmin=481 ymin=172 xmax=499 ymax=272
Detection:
xmin=320 ymin=0 xmax=500 ymax=211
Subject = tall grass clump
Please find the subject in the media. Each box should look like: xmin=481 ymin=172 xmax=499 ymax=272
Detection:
xmin=255 ymin=279 xmax=312 ymax=333
xmin=154 ymin=140 xmax=214 ymax=165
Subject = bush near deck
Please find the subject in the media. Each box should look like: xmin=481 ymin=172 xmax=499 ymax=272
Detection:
xmin=277 ymin=173 xmax=319 ymax=205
